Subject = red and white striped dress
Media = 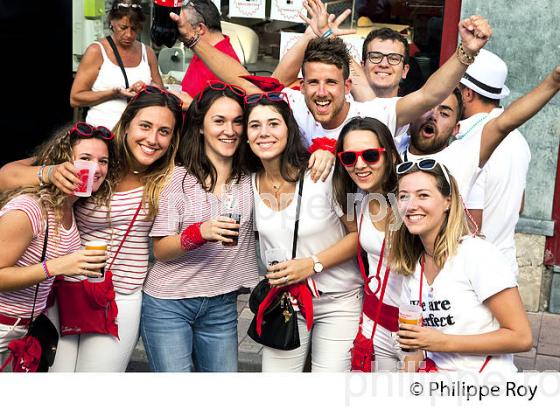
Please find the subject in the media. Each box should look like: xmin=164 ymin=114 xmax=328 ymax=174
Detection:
xmin=0 ymin=195 xmax=81 ymax=319
xmin=74 ymin=187 xmax=152 ymax=294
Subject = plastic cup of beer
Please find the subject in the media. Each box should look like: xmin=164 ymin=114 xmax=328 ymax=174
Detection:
xmin=221 ymin=212 xmax=241 ymax=247
xmin=73 ymin=160 xmax=97 ymax=198
xmin=85 ymin=240 xmax=107 ymax=283
xmin=398 ymin=304 xmax=423 ymax=352
xmin=265 ymin=248 xmax=288 ymax=268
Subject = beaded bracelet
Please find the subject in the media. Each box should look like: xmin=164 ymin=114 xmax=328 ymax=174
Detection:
xmin=456 ymin=43 xmax=478 ymax=66
xmin=41 ymin=260 xmax=53 ymax=279
xmin=37 ymin=165 xmax=47 ymax=187
xmin=321 ymin=28 xmax=333 ymax=39
xmin=180 ymin=222 xmax=207 ymax=251
xmin=183 ymin=33 xmax=201 ymax=49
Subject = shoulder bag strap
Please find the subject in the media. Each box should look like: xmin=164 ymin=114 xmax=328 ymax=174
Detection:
xmin=107 ymin=201 xmax=143 ymax=271
xmin=30 ymin=219 xmax=49 ymax=322
xmin=291 ymin=176 xmax=305 ymax=259
xmin=106 ymin=36 xmax=130 ymax=89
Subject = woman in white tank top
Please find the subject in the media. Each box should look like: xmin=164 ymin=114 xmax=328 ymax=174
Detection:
xmin=70 ymin=1 xmax=163 ymax=130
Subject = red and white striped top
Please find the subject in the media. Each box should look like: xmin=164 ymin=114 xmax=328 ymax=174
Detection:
xmin=0 ymin=195 xmax=81 ymax=319
xmin=145 ymin=166 xmax=259 ymax=299
xmin=74 ymin=187 xmax=152 ymax=294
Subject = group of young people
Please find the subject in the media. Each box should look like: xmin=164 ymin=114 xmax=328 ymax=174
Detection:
xmin=0 ymin=0 xmax=559 ymax=373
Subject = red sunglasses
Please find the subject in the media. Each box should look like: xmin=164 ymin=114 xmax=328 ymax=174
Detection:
xmin=69 ymin=122 xmax=114 ymax=140
xmin=131 ymin=85 xmax=183 ymax=109
xmin=244 ymin=91 xmax=290 ymax=108
xmin=337 ymin=148 xmax=386 ymax=167
xmin=197 ymin=80 xmax=246 ymax=103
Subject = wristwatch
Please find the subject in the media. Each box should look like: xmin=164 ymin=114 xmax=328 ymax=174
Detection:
xmin=311 ymin=255 xmax=324 ymax=274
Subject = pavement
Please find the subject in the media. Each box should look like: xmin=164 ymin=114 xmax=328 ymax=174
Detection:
xmin=126 ymin=297 xmax=560 ymax=372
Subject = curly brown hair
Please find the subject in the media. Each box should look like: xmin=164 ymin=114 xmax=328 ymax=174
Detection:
xmin=108 ymin=0 xmax=145 ymax=30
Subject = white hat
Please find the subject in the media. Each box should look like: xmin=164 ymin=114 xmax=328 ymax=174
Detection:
xmin=459 ymin=49 xmax=510 ymax=99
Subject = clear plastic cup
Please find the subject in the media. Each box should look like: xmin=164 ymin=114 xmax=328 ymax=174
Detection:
xmin=73 ymin=160 xmax=97 ymax=198
xmin=85 ymin=240 xmax=107 ymax=283
xmin=398 ymin=304 xmax=423 ymax=352
xmin=264 ymin=248 xmax=288 ymax=270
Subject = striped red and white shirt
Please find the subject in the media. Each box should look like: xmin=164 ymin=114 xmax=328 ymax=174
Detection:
xmin=0 ymin=195 xmax=81 ymax=319
xmin=74 ymin=187 xmax=152 ymax=294
xmin=145 ymin=166 xmax=259 ymax=299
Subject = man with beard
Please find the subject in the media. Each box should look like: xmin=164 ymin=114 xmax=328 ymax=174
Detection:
xmin=402 ymin=63 xmax=560 ymax=206
xmin=170 ymin=1 xmax=493 ymax=182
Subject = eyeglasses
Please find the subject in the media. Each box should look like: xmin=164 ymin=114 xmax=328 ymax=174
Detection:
xmin=69 ymin=122 xmax=114 ymax=140
xmin=337 ymin=148 xmax=386 ymax=167
xmin=131 ymin=85 xmax=183 ymax=109
xmin=244 ymin=92 xmax=290 ymax=108
xmin=396 ymin=159 xmax=451 ymax=191
xmin=366 ymin=51 xmax=405 ymax=66
xmin=197 ymin=80 xmax=246 ymax=103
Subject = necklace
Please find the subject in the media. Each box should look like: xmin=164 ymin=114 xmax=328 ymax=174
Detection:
xmin=454 ymin=113 xmax=489 ymax=142
xmin=265 ymin=172 xmax=285 ymax=193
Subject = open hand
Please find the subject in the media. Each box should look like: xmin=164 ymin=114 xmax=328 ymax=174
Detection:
xmin=170 ymin=10 xmax=197 ymax=43
xmin=300 ymin=0 xmax=356 ymax=38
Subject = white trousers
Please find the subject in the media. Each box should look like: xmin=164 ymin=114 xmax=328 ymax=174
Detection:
xmin=262 ymin=287 xmax=362 ymax=372
xmin=47 ymin=290 xmax=142 ymax=372
xmin=360 ymin=314 xmax=401 ymax=372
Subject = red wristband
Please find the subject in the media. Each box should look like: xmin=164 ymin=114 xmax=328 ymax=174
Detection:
xmin=180 ymin=222 xmax=207 ymax=251
xmin=308 ymin=137 xmax=337 ymax=155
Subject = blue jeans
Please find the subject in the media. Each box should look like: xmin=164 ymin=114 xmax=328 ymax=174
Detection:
xmin=140 ymin=291 xmax=238 ymax=372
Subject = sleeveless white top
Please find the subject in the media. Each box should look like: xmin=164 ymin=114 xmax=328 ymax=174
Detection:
xmin=86 ymin=41 xmax=152 ymax=130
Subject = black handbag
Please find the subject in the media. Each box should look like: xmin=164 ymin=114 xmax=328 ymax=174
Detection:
xmin=0 ymin=221 xmax=59 ymax=372
xmin=247 ymin=176 xmax=304 ymax=351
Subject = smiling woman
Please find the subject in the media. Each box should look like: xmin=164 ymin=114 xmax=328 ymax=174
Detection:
xmin=140 ymin=82 xmax=259 ymax=372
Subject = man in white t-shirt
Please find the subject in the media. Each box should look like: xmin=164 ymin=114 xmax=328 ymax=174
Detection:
xmin=457 ymin=50 xmax=531 ymax=277
xmin=170 ymin=7 xmax=492 ymax=181
xmin=401 ymin=58 xmax=560 ymax=246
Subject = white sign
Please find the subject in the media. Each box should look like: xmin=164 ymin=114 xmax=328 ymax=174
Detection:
xmin=228 ymin=0 xmax=266 ymax=19
xmin=280 ymin=32 xmax=365 ymax=66
xmin=270 ymin=0 xmax=306 ymax=23
xmin=212 ymin=0 xmax=221 ymax=13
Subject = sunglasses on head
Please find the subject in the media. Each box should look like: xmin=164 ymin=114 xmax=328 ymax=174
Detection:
xmin=396 ymin=159 xmax=452 ymax=191
xmin=69 ymin=122 xmax=114 ymax=141
xmin=244 ymin=91 xmax=290 ymax=108
xmin=337 ymin=148 xmax=386 ymax=167
xmin=197 ymin=80 xmax=246 ymax=103
xmin=130 ymin=85 xmax=183 ymax=110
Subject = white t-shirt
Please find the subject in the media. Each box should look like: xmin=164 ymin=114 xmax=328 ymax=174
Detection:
xmin=401 ymin=128 xmax=482 ymax=200
xmin=252 ymin=170 xmax=361 ymax=293
xmin=463 ymin=109 xmax=531 ymax=277
xmin=284 ymin=88 xmax=401 ymax=147
xmin=401 ymin=236 xmax=518 ymax=373
xmin=357 ymin=198 xmax=404 ymax=338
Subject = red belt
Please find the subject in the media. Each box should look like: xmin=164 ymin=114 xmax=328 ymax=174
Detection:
xmin=0 ymin=313 xmax=31 ymax=327
xmin=362 ymin=292 xmax=399 ymax=332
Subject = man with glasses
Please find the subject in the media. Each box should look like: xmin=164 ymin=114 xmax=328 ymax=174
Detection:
xmin=179 ymin=0 xmax=240 ymax=98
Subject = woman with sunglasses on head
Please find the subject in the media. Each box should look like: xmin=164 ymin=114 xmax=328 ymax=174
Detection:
xmin=390 ymin=160 xmax=532 ymax=373
xmin=0 ymin=123 xmax=111 ymax=367
xmin=332 ymin=116 xmax=406 ymax=372
xmin=243 ymin=91 xmax=361 ymax=372
xmin=70 ymin=0 xmax=164 ymax=130
xmin=0 ymin=87 xmax=183 ymax=372
xmin=140 ymin=81 xmax=258 ymax=372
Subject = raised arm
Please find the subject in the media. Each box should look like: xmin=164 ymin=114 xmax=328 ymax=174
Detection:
xmin=0 ymin=158 xmax=79 ymax=195
xmin=479 ymin=65 xmax=560 ymax=166
xmin=350 ymin=58 xmax=377 ymax=101
xmin=395 ymin=16 xmax=492 ymax=128
xmin=169 ymin=12 xmax=261 ymax=93
xmin=274 ymin=0 xmax=355 ymax=86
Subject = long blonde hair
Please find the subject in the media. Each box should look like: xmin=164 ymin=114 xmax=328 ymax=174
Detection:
xmin=0 ymin=123 xmax=115 ymax=227
xmin=389 ymin=165 xmax=471 ymax=276
xmin=112 ymin=91 xmax=183 ymax=219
